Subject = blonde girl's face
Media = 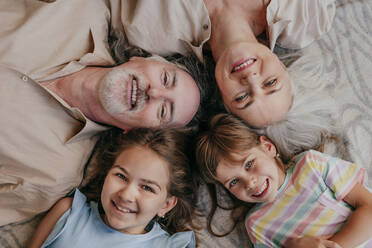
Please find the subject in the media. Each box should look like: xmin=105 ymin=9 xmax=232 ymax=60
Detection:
xmin=215 ymin=137 xmax=286 ymax=204
xmin=100 ymin=146 xmax=177 ymax=234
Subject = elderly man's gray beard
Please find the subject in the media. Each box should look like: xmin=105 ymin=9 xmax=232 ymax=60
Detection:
xmin=98 ymin=68 xmax=146 ymax=115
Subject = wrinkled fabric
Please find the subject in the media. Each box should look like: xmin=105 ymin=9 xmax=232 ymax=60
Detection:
xmin=42 ymin=189 xmax=196 ymax=248
xmin=267 ymin=0 xmax=336 ymax=50
xmin=0 ymin=0 xmax=335 ymax=82
xmin=0 ymin=66 xmax=107 ymax=226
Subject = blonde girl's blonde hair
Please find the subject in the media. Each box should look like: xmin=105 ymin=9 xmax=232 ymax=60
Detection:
xmin=195 ymin=113 xmax=288 ymax=237
xmin=196 ymin=113 xmax=261 ymax=184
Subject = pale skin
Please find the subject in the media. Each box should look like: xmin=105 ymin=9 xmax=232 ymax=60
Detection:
xmin=201 ymin=0 xmax=293 ymax=127
xmin=40 ymin=56 xmax=200 ymax=130
xmin=28 ymin=146 xmax=178 ymax=247
xmin=28 ymin=197 xmax=73 ymax=248
xmin=216 ymin=136 xmax=372 ymax=248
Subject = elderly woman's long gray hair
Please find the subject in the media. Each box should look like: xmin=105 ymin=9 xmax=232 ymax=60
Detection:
xmin=256 ymin=67 xmax=339 ymax=162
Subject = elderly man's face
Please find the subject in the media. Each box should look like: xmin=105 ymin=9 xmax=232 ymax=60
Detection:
xmin=98 ymin=56 xmax=200 ymax=129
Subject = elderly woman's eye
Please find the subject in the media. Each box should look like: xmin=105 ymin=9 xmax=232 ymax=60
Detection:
xmin=264 ymin=79 xmax=277 ymax=88
xmin=235 ymin=93 xmax=248 ymax=102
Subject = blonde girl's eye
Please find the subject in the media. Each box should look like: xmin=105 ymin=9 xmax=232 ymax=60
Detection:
xmin=235 ymin=93 xmax=248 ymax=103
xmin=263 ymin=78 xmax=277 ymax=88
xmin=229 ymin=178 xmax=239 ymax=188
xmin=244 ymin=160 xmax=254 ymax=169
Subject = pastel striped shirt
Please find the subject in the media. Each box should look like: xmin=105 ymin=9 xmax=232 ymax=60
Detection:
xmin=245 ymin=150 xmax=371 ymax=248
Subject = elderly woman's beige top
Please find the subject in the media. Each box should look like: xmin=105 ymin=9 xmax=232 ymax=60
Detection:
xmin=266 ymin=0 xmax=336 ymax=50
xmin=0 ymin=0 xmax=335 ymax=81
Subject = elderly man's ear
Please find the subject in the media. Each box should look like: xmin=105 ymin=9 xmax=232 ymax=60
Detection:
xmin=122 ymin=129 xmax=128 ymax=134
xmin=129 ymin=56 xmax=145 ymax=62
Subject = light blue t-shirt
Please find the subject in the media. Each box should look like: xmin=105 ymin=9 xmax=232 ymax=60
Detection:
xmin=42 ymin=189 xmax=195 ymax=248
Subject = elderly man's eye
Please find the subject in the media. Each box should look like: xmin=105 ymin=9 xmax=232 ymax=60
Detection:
xmin=163 ymin=71 xmax=169 ymax=86
xmin=264 ymin=79 xmax=277 ymax=88
xmin=235 ymin=93 xmax=248 ymax=103
xmin=160 ymin=104 xmax=167 ymax=119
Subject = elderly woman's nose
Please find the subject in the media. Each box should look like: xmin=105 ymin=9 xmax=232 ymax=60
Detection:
xmin=239 ymin=71 xmax=259 ymax=85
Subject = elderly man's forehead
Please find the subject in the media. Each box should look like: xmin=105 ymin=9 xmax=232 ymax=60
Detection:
xmin=146 ymin=55 xmax=189 ymax=72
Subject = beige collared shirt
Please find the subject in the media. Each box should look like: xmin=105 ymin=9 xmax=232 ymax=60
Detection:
xmin=0 ymin=0 xmax=335 ymax=82
xmin=0 ymin=65 xmax=108 ymax=225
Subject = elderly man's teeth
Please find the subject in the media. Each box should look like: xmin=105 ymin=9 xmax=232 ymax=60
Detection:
xmin=232 ymin=58 xmax=256 ymax=72
xmin=131 ymin=78 xmax=137 ymax=108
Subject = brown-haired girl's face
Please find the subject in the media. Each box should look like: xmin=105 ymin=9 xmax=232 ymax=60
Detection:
xmin=100 ymin=146 xmax=177 ymax=234
xmin=215 ymin=138 xmax=286 ymax=204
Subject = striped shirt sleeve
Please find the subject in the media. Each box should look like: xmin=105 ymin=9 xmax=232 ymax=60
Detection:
xmin=309 ymin=150 xmax=366 ymax=201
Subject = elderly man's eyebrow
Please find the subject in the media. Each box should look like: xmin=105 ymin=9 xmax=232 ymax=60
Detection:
xmin=172 ymin=70 xmax=177 ymax=87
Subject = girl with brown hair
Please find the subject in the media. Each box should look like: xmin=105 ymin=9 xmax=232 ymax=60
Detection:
xmin=29 ymin=128 xmax=197 ymax=248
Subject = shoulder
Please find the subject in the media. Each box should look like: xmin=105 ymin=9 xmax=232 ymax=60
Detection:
xmin=291 ymin=150 xmax=329 ymax=180
xmin=266 ymin=0 xmax=336 ymax=49
xmin=53 ymin=197 xmax=73 ymax=214
xmin=294 ymin=150 xmax=329 ymax=167
xmin=150 ymin=223 xmax=196 ymax=248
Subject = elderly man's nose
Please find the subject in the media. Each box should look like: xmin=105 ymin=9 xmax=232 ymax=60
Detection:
xmin=147 ymin=87 xmax=164 ymax=99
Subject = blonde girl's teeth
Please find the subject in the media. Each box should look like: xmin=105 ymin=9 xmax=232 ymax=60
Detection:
xmin=253 ymin=180 xmax=267 ymax=196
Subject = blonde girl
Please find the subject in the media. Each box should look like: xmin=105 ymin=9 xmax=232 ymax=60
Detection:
xmin=196 ymin=113 xmax=372 ymax=248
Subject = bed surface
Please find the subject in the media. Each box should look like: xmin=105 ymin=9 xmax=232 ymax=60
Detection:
xmin=1 ymin=0 xmax=372 ymax=247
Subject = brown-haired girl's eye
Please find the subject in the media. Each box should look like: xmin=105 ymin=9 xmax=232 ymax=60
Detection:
xmin=142 ymin=185 xmax=154 ymax=193
xmin=115 ymin=173 xmax=127 ymax=181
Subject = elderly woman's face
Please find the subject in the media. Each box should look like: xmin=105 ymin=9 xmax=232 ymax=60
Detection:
xmin=215 ymin=42 xmax=293 ymax=127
